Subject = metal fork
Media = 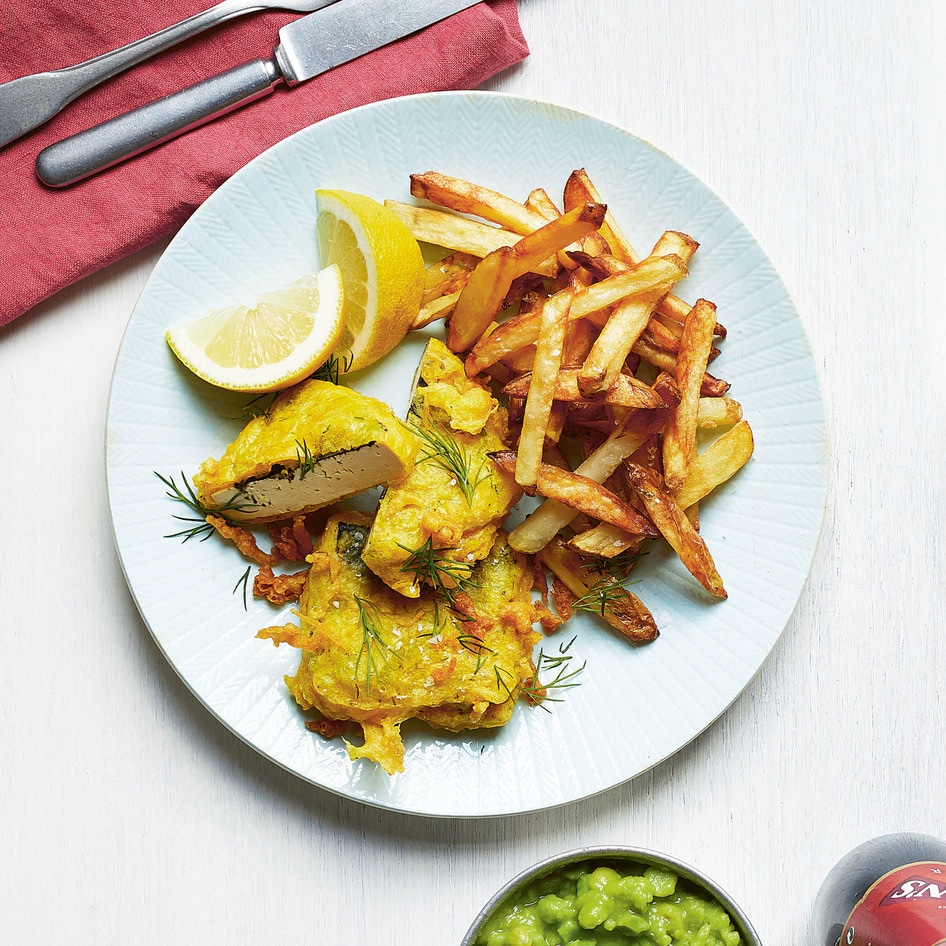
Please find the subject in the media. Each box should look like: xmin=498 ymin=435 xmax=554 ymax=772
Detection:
xmin=0 ymin=0 xmax=341 ymax=149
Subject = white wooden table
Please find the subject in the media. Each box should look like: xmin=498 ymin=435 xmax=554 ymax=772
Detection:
xmin=2 ymin=2 xmax=943 ymax=943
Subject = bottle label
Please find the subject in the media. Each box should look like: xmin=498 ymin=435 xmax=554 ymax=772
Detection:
xmin=843 ymin=862 xmax=946 ymax=946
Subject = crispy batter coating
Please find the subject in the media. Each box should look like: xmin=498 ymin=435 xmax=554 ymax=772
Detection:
xmin=362 ymin=338 xmax=522 ymax=597
xmin=253 ymin=565 xmax=308 ymax=605
xmin=258 ymin=512 xmax=539 ymax=775
xmin=207 ymin=515 xmax=279 ymax=566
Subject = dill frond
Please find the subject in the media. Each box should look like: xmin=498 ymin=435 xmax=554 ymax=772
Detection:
xmin=457 ymin=632 xmax=494 ymax=673
xmin=398 ymin=537 xmax=479 ymax=608
xmin=312 ymin=352 xmax=352 ymax=384
xmin=354 ymin=596 xmax=398 ymax=695
xmin=295 ymin=439 xmax=317 ymax=479
xmin=521 ymin=637 xmax=586 ymax=710
xmin=579 ymin=548 xmax=646 ymax=583
xmin=233 ymin=565 xmax=252 ymax=610
xmin=409 ymin=421 xmax=489 ymax=507
xmin=155 ymin=470 xmax=256 ymax=541
xmin=571 ymin=576 xmax=636 ymax=618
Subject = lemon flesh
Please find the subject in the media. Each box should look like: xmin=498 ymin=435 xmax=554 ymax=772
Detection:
xmin=316 ymin=189 xmax=424 ymax=372
xmin=165 ymin=265 xmax=346 ymax=393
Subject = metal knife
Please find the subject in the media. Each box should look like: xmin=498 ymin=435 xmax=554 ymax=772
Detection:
xmin=35 ymin=0 xmax=482 ymax=187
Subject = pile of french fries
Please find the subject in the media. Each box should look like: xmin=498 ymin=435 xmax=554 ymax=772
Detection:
xmin=387 ymin=169 xmax=754 ymax=644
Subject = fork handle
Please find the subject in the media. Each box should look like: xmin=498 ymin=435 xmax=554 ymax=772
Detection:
xmin=0 ymin=0 xmax=263 ymax=149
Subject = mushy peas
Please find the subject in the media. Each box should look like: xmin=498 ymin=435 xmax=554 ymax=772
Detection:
xmin=474 ymin=861 xmax=743 ymax=946
xmin=257 ymin=512 xmax=539 ymax=774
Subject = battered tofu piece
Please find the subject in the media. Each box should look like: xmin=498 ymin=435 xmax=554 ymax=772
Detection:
xmin=258 ymin=512 xmax=540 ymax=775
xmin=192 ymin=379 xmax=418 ymax=523
xmin=361 ymin=338 xmax=521 ymax=597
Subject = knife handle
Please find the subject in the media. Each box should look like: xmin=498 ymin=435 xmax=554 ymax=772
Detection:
xmin=35 ymin=58 xmax=284 ymax=187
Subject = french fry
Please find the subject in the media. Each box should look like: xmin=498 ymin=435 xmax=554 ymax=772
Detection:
xmin=499 ymin=345 xmax=537 ymax=376
xmin=412 ymin=290 xmax=461 ymax=330
xmin=631 ymin=335 xmax=731 ymax=397
xmin=515 ymin=288 xmax=575 ymax=487
xmin=568 ymin=523 xmax=644 ymax=559
xmin=524 ymin=187 xmax=561 ymax=221
xmin=578 ymin=288 xmax=668 ymax=395
xmin=570 ymin=253 xmax=686 ymax=321
xmin=421 ymin=252 xmax=478 ymax=304
xmin=523 ymin=188 xmax=607 ymax=268
xmin=566 ymin=249 xmax=627 ymax=280
xmin=561 ymin=317 xmax=598 ymax=367
xmin=385 ymin=201 xmax=560 ymax=276
xmin=638 ymin=318 xmax=683 ymax=356
xmin=675 ymin=419 xmax=754 ymax=509
xmin=652 ymin=229 xmax=699 ymax=263
xmin=539 ymin=538 xmax=658 ymax=643
xmin=662 ymin=299 xmax=719 ymax=492
xmin=624 ymin=462 xmax=727 ymax=599
xmin=447 ymin=204 xmax=608 ymax=353
xmin=511 ymin=202 xmax=606 ymax=274
xmin=505 ymin=272 xmax=549 ymax=310
xmin=504 ymin=396 xmax=674 ymax=554
xmin=697 ymin=396 xmax=743 ymax=429
xmin=464 ymin=253 xmax=688 ymax=376
xmin=563 ymin=168 xmax=640 ymax=266
xmin=491 ymin=451 xmax=659 ymax=539
xmin=502 ymin=369 xmax=667 ymax=410
xmin=544 ymin=401 xmax=568 ymax=445
xmin=410 ymin=171 xmax=549 ymax=235
xmin=656 ymin=293 xmax=727 ymax=339
xmin=447 ymin=246 xmax=519 ymax=353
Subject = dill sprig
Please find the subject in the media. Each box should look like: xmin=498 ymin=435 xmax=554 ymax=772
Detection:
xmin=583 ymin=547 xmax=645 ymax=581
xmin=398 ymin=537 xmax=479 ymax=607
xmin=494 ymin=637 xmax=585 ymax=710
xmin=295 ymin=439 xmax=317 ymax=479
xmin=233 ymin=565 xmax=252 ymax=610
xmin=571 ymin=576 xmax=636 ymax=618
xmin=410 ymin=421 xmax=489 ymax=507
xmin=354 ymin=596 xmax=398 ymax=695
xmin=312 ymin=351 xmax=352 ymax=384
xmin=457 ymin=632 xmax=492 ymax=655
xmin=240 ymin=391 xmax=279 ymax=419
xmin=154 ymin=471 xmax=254 ymax=542
xmin=458 ymin=631 xmax=494 ymax=673
xmin=521 ymin=637 xmax=586 ymax=710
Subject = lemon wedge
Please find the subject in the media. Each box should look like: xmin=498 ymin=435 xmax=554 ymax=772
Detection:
xmin=316 ymin=189 xmax=424 ymax=372
xmin=165 ymin=265 xmax=346 ymax=392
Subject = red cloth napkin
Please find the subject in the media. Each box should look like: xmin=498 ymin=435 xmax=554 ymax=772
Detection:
xmin=0 ymin=0 xmax=528 ymax=326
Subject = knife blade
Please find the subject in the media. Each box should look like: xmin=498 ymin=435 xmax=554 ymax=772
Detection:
xmin=35 ymin=0 xmax=482 ymax=187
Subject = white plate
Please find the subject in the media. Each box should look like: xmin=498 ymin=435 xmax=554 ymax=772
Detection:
xmin=106 ymin=91 xmax=827 ymax=818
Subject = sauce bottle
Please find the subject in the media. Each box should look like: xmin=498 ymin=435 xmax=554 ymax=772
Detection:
xmin=812 ymin=833 xmax=946 ymax=946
